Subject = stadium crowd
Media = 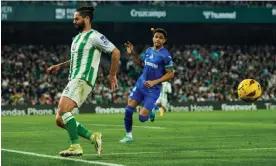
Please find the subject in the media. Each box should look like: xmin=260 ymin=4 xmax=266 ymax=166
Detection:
xmin=1 ymin=44 xmax=276 ymax=105
xmin=2 ymin=1 xmax=276 ymax=7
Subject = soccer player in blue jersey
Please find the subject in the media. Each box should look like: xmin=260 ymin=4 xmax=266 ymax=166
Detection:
xmin=120 ymin=28 xmax=174 ymax=143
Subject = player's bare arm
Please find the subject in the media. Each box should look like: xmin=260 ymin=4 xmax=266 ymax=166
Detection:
xmin=47 ymin=60 xmax=70 ymax=74
xmin=109 ymin=48 xmax=120 ymax=90
xmin=144 ymin=68 xmax=174 ymax=88
xmin=59 ymin=60 xmax=71 ymax=68
xmin=124 ymin=41 xmax=144 ymax=67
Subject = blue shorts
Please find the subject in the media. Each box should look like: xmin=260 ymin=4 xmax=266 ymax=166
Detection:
xmin=129 ymin=86 xmax=160 ymax=111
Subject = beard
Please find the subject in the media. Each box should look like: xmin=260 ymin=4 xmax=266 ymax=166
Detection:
xmin=74 ymin=21 xmax=85 ymax=32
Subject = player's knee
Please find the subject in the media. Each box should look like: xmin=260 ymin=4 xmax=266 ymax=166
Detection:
xmin=55 ymin=112 xmax=66 ymax=129
xmin=58 ymin=97 xmax=77 ymax=115
xmin=58 ymin=103 xmax=74 ymax=115
xmin=139 ymin=114 xmax=149 ymax=122
xmin=127 ymin=99 xmax=132 ymax=105
xmin=128 ymin=99 xmax=139 ymax=108
xmin=57 ymin=105 xmax=65 ymax=115
xmin=56 ymin=118 xmax=65 ymax=129
xmin=140 ymin=108 xmax=150 ymax=116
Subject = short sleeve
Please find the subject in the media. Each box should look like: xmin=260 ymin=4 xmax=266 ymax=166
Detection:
xmin=163 ymin=53 xmax=174 ymax=69
xmin=92 ymin=33 xmax=116 ymax=54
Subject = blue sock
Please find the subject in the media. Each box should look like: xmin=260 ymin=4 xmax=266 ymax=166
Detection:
xmin=124 ymin=105 xmax=135 ymax=133
xmin=139 ymin=114 xmax=150 ymax=122
xmin=153 ymin=105 xmax=160 ymax=112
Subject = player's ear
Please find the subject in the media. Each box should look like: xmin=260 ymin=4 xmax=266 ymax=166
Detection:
xmin=84 ymin=16 xmax=89 ymax=22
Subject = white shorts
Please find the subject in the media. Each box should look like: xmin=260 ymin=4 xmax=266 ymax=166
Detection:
xmin=61 ymin=79 xmax=92 ymax=108
xmin=155 ymin=97 xmax=168 ymax=107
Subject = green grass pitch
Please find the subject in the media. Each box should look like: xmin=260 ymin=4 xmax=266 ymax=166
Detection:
xmin=2 ymin=110 xmax=276 ymax=166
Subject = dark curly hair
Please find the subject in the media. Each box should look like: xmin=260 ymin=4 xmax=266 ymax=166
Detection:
xmin=151 ymin=28 xmax=168 ymax=39
xmin=76 ymin=6 xmax=95 ymax=21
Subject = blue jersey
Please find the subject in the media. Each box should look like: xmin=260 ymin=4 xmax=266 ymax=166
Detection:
xmin=136 ymin=47 xmax=174 ymax=92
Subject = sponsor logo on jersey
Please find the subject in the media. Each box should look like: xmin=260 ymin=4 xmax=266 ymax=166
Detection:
xmin=149 ymin=54 xmax=153 ymax=59
xmin=100 ymin=35 xmax=109 ymax=45
xmin=145 ymin=60 xmax=158 ymax=69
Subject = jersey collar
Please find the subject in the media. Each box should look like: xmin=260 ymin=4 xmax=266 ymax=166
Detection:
xmin=151 ymin=47 xmax=164 ymax=52
xmin=80 ymin=29 xmax=93 ymax=34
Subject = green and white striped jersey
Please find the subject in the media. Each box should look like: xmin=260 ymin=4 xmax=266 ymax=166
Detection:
xmin=160 ymin=82 xmax=172 ymax=100
xmin=69 ymin=29 xmax=116 ymax=86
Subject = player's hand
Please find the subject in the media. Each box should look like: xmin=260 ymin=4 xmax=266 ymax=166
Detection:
xmin=47 ymin=64 xmax=61 ymax=74
xmin=144 ymin=80 xmax=157 ymax=88
xmin=108 ymin=74 xmax=118 ymax=91
xmin=124 ymin=41 xmax=134 ymax=55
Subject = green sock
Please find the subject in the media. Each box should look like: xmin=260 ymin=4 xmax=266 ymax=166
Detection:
xmin=62 ymin=112 xmax=79 ymax=144
xmin=77 ymin=122 xmax=93 ymax=140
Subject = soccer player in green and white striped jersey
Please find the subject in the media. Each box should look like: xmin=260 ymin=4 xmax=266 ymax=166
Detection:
xmin=150 ymin=81 xmax=172 ymax=122
xmin=47 ymin=7 xmax=120 ymax=157
xmin=156 ymin=81 xmax=172 ymax=113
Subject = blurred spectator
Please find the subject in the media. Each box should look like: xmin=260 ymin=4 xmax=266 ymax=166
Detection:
xmin=1 ymin=44 xmax=276 ymax=105
xmin=2 ymin=1 xmax=276 ymax=7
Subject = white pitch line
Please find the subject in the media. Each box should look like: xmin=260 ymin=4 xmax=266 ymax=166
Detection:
xmin=86 ymin=147 xmax=276 ymax=156
xmin=84 ymin=123 xmax=166 ymax=129
xmin=1 ymin=148 xmax=125 ymax=166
